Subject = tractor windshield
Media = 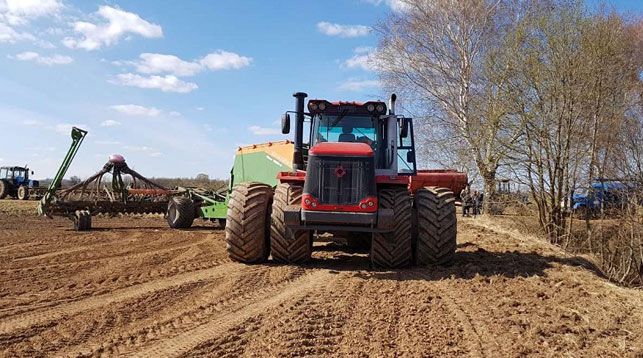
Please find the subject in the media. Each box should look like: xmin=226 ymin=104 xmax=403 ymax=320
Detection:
xmin=312 ymin=114 xmax=377 ymax=147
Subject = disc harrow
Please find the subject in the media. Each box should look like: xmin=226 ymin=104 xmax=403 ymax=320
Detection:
xmin=38 ymin=127 xmax=175 ymax=230
xmin=44 ymin=155 xmax=172 ymax=230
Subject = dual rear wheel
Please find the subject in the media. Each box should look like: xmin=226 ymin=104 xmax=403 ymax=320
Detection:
xmin=225 ymin=182 xmax=312 ymax=264
xmin=224 ymin=182 xmax=456 ymax=268
xmin=370 ymin=186 xmax=456 ymax=268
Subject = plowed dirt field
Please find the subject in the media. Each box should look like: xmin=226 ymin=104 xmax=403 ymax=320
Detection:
xmin=1 ymin=200 xmax=642 ymax=357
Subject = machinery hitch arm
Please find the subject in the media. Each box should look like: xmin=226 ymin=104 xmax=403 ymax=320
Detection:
xmin=38 ymin=127 xmax=88 ymax=217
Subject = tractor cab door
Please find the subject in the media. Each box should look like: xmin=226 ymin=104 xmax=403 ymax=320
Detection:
xmin=396 ymin=118 xmax=416 ymax=176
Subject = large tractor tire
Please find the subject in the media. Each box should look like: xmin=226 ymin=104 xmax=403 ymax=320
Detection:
xmin=225 ymin=182 xmax=273 ymax=263
xmin=270 ymin=183 xmax=312 ymax=264
xmin=0 ymin=179 xmax=9 ymax=199
xmin=371 ymin=188 xmax=413 ymax=268
xmin=414 ymin=186 xmax=457 ymax=266
xmin=166 ymin=196 xmax=195 ymax=229
xmin=17 ymin=186 xmax=29 ymax=200
xmin=74 ymin=210 xmax=92 ymax=231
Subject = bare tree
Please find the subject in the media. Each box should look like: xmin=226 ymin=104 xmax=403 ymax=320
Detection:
xmin=502 ymin=1 xmax=640 ymax=243
xmin=375 ymin=0 xmax=519 ymax=212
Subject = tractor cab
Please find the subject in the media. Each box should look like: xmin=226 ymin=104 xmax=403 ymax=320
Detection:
xmin=279 ymin=92 xmax=418 ymax=232
xmin=305 ymin=99 xmax=416 ymax=176
xmin=0 ymin=166 xmax=38 ymax=200
xmin=1 ymin=166 xmax=33 ymax=185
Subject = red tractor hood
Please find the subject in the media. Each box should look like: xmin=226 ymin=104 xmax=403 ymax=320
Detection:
xmin=309 ymin=142 xmax=374 ymax=157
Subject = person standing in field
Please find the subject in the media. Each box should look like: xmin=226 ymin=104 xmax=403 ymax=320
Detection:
xmin=472 ymin=190 xmax=480 ymax=217
xmin=460 ymin=187 xmax=470 ymax=217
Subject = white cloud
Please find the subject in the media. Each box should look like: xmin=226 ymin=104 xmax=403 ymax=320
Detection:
xmin=0 ymin=0 xmax=62 ymax=44
xmin=100 ymin=119 xmax=121 ymax=127
xmin=362 ymin=0 xmax=411 ymax=12
xmin=248 ymin=125 xmax=281 ymax=136
xmin=133 ymin=53 xmax=202 ymax=76
xmin=110 ymin=104 xmax=161 ymax=117
xmin=0 ymin=0 xmax=63 ymax=25
xmin=199 ymin=50 xmax=252 ymax=70
xmin=110 ymin=73 xmax=198 ymax=93
xmin=168 ymin=111 xmax=181 ymax=117
xmin=0 ymin=22 xmax=35 ymax=43
xmin=63 ymin=5 xmax=162 ymax=51
xmin=196 ymin=107 xmax=204 ymax=111
xmin=12 ymin=51 xmax=73 ymax=65
xmin=338 ymin=79 xmax=381 ymax=91
xmin=119 ymin=51 xmax=252 ymax=77
xmin=317 ymin=22 xmax=370 ymax=38
xmin=343 ymin=47 xmax=378 ymax=71
xmin=2 ymin=0 xmax=63 ymax=17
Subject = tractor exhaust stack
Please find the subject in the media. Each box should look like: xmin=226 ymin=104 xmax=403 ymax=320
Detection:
xmin=293 ymin=91 xmax=307 ymax=171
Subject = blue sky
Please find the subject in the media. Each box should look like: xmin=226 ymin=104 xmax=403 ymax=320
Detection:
xmin=0 ymin=0 xmax=641 ymax=180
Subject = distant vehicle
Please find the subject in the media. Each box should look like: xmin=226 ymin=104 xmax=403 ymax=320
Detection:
xmin=0 ymin=166 xmax=40 ymax=200
xmin=571 ymin=179 xmax=636 ymax=215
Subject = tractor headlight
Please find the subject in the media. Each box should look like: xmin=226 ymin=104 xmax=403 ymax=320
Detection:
xmin=367 ymin=104 xmax=375 ymax=112
xmin=376 ymin=104 xmax=385 ymax=112
xmin=318 ymin=102 xmax=326 ymax=111
xmin=309 ymin=102 xmax=318 ymax=111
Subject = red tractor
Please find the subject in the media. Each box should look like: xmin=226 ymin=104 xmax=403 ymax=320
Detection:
xmin=225 ymin=92 xmax=467 ymax=268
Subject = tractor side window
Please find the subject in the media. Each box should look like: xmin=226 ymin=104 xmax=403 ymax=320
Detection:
xmin=396 ymin=118 xmax=417 ymax=175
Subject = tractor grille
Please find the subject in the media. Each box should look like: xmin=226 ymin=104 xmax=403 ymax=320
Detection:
xmin=304 ymin=156 xmax=375 ymax=206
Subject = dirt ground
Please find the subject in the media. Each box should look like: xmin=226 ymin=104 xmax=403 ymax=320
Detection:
xmin=1 ymin=200 xmax=642 ymax=357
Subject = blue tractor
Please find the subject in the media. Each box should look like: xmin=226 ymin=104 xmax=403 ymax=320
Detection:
xmin=0 ymin=166 xmax=39 ymax=200
xmin=572 ymin=179 xmax=634 ymax=216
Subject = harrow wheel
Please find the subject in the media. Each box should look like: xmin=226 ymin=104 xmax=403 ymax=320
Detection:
xmin=0 ymin=179 xmax=9 ymax=199
xmin=74 ymin=210 xmax=92 ymax=231
xmin=414 ymin=186 xmax=457 ymax=266
xmin=270 ymin=183 xmax=312 ymax=264
xmin=17 ymin=186 xmax=29 ymax=200
xmin=166 ymin=196 xmax=195 ymax=229
xmin=225 ymin=182 xmax=273 ymax=263
xmin=371 ymin=188 xmax=413 ymax=268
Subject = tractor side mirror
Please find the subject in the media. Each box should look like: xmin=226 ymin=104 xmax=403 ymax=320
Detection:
xmin=281 ymin=113 xmax=291 ymax=135
xmin=400 ymin=118 xmax=410 ymax=138
xmin=31 ymin=171 xmax=34 ymax=175
xmin=406 ymin=151 xmax=415 ymax=163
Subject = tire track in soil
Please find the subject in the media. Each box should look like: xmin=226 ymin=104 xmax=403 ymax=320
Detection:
xmin=0 ymin=262 xmax=252 ymax=336
xmin=418 ymin=273 xmax=488 ymax=357
xmin=269 ymin=285 xmax=353 ymax=357
xmin=0 ymin=258 xmax=232 ymax=319
xmin=5 ymin=235 xmax=211 ymax=268
xmin=57 ymin=265 xmax=309 ymax=357
xmin=246 ymin=275 xmax=360 ymax=357
xmin=130 ymin=269 xmax=336 ymax=358
xmin=0 ymin=281 xmax=209 ymax=357
xmin=10 ymin=236 xmax=208 ymax=262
